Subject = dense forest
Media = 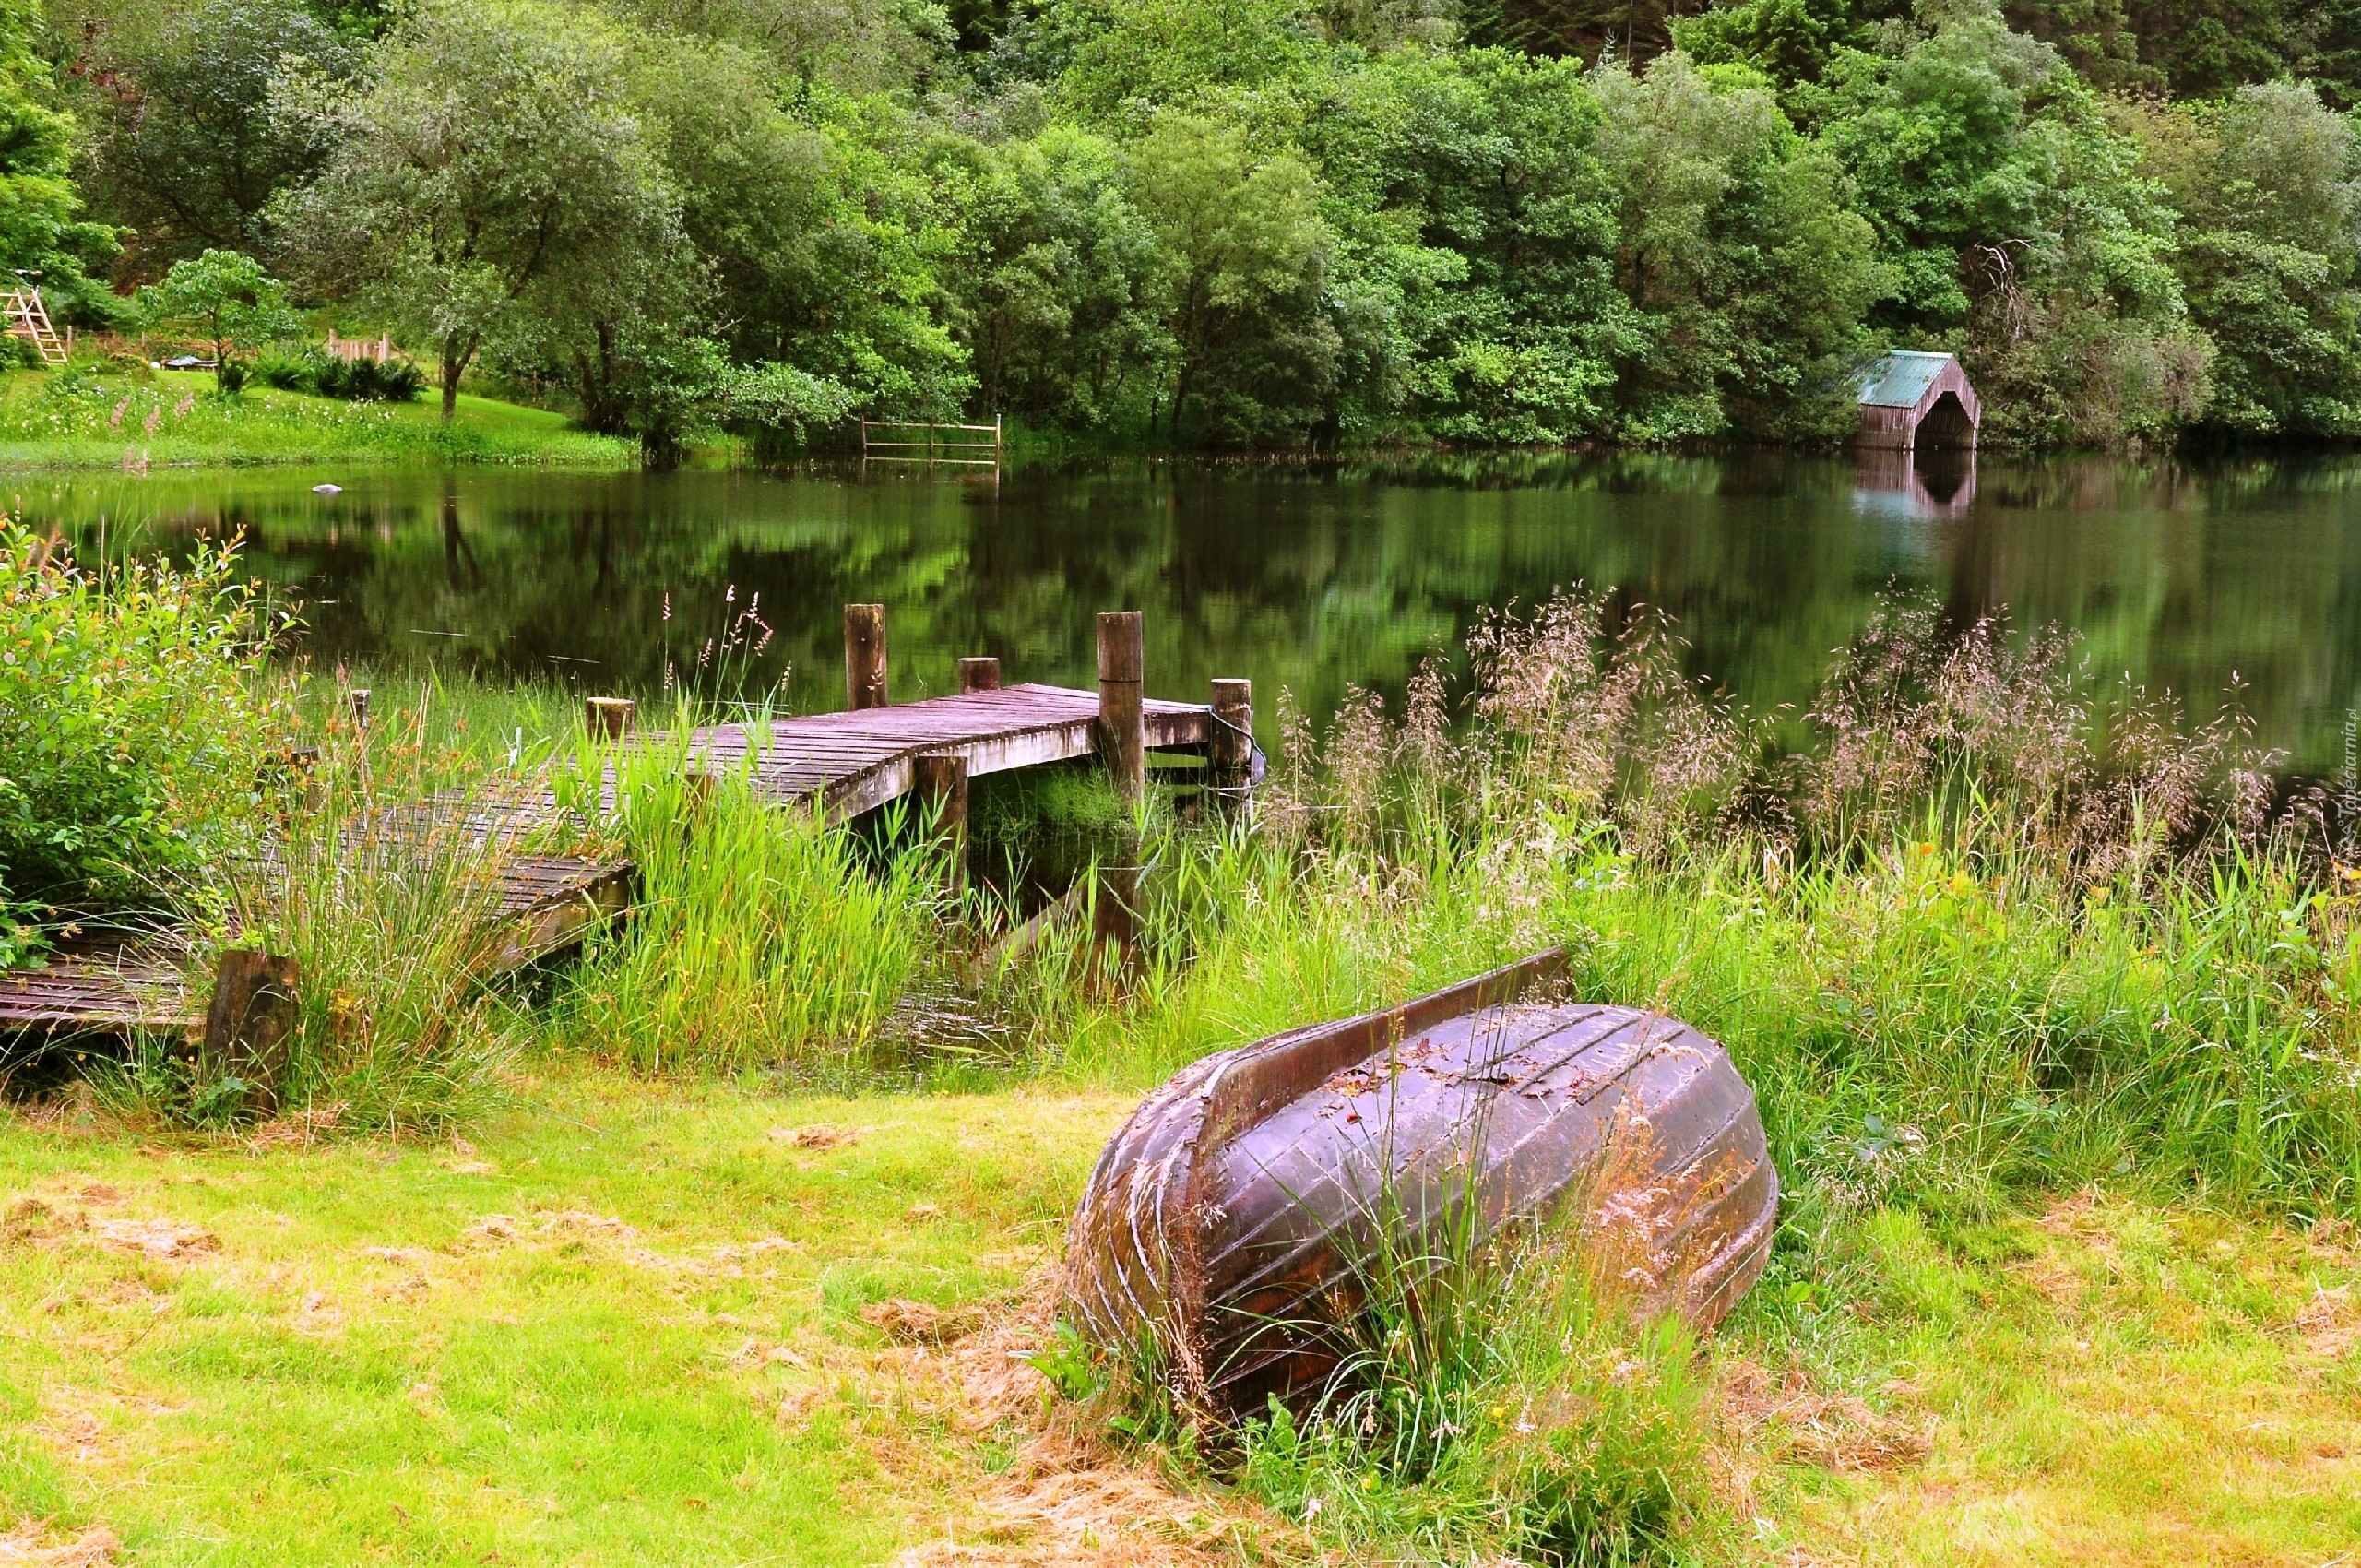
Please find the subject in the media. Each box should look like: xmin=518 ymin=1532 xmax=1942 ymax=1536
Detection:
xmin=10 ymin=0 xmax=2361 ymax=451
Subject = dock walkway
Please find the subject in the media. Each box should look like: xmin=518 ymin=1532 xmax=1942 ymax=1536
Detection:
xmin=1 ymin=610 xmax=1247 ymax=1049
xmin=698 ymin=683 xmax=1211 ymax=819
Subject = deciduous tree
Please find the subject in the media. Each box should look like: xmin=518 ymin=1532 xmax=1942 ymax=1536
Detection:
xmin=276 ymin=0 xmax=679 ymax=420
xmin=136 ymin=248 xmax=303 ymax=391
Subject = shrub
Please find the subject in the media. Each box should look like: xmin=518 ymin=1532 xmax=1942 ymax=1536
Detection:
xmin=0 ymin=523 xmax=289 ymax=949
xmin=317 ymin=354 xmax=423 ymax=402
xmin=255 ymin=343 xmax=329 ymax=391
xmin=255 ymin=347 xmax=423 ymax=401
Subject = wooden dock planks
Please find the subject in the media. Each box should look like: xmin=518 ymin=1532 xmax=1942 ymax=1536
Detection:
xmin=690 ymin=683 xmax=1211 ymax=819
xmin=0 ymin=854 xmax=636 ymax=1038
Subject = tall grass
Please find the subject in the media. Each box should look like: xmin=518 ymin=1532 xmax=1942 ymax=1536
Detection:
xmin=544 ymin=729 xmax=942 ymax=1076
xmin=189 ymin=673 xmax=573 ymax=1130
xmin=997 ymin=592 xmax=2361 ymax=1218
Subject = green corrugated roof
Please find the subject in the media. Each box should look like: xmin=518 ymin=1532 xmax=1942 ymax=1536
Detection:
xmin=1858 ymin=350 xmax=1957 ymax=408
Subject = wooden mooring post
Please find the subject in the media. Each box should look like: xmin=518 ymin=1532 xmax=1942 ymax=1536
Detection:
xmin=346 ymin=687 xmax=371 ymax=731
xmin=958 ymin=657 xmax=1001 ymax=694
xmin=1209 ymin=678 xmax=1252 ymax=803
xmin=846 ymin=603 xmax=889 ymax=710
xmin=199 ymin=949 xmax=301 ymax=1115
xmin=586 ymin=696 xmax=635 ymax=741
xmin=913 ymin=752 xmax=969 ymax=895
xmin=1097 ymin=612 xmax=1145 ymax=803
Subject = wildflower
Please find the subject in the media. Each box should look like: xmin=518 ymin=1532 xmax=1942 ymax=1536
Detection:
xmin=1949 ymin=871 xmax=1973 ymax=896
xmin=1359 ymin=1474 xmax=1376 ymax=1491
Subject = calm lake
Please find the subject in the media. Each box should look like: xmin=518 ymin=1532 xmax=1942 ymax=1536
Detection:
xmin=26 ymin=448 xmax=2361 ymax=775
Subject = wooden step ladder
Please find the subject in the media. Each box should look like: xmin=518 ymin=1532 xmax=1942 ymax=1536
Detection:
xmin=3 ymin=286 xmax=69 ymax=367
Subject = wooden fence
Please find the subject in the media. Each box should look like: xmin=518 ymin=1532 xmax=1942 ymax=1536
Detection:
xmin=860 ymin=416 xmax=1002 ymax=465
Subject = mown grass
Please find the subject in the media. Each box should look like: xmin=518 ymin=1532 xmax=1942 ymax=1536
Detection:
xmin=0 ymin=367 xmax=632 ymax=468
xmin=0 ymin=1074 xmax=2351 ymax=1565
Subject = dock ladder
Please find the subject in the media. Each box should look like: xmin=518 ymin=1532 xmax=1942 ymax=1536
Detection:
xmin=2 ymin=284 xmax=68 ymax=367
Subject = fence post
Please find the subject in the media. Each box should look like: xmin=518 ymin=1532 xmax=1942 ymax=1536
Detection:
xmin=200 ymin=949 xmax=302 ymax=1116
xmin=1097 ymin=612 xmax=1145 ymax=803
xmin=845 ymin=603 xmax=888 ymax=710
xmin=957 ymin=657 xmax=1002 ymax=694
xmin=346 ymin=687 xmax=372 ymax=731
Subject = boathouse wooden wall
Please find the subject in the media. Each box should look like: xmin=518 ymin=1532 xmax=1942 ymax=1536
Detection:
xmin=1858 ymin=356 xmax=1982 ymax=450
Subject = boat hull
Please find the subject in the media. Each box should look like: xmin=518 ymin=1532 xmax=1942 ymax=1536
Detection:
xmin=1063 ymin=951 xmax=1777 ymax=1416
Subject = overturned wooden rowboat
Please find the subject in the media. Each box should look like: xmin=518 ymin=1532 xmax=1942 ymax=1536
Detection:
xmin=1062 ymin=949 xmax=1778 ymax=1417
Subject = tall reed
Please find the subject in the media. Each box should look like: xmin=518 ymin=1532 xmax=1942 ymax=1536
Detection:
xmin=548 ymin=731 xmax=941 ymax=1075
xmin=1013 ymin=591 xmax=2361 ymax=1217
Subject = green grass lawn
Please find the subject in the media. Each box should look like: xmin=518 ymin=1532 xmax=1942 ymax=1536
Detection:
xmin=0 ymin=368 xmax=633 ymax=469
xmin=0 ymin=1072 xmax=2351 ymax=1565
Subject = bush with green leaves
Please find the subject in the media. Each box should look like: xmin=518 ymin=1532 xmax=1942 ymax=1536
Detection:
xmin=0 ymin=524 xmax=289 ymax=956
xmin=134 ymin=250 xmax=304 ymax=394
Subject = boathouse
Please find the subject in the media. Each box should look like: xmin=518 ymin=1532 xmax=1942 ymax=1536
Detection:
xmin=1857 ymin=350 xmax=1979 ymax=450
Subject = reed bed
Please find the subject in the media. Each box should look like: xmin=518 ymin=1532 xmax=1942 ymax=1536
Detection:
xmin=1009 ymin=593 xmax=2361 ymax=1222
xmin=543 ymin=734 xmax=940 ymax=1075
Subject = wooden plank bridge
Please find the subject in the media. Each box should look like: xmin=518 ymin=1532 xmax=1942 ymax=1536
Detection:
xmin=1 ymin=606 xmax=1255 ymax=1071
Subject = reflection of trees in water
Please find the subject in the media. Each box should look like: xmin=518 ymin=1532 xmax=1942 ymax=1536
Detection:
xmin=32 ymin=454 xmax=2361 ymax=773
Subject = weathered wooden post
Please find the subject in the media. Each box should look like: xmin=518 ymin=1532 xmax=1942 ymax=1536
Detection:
xmin=199 ymin=949 xmax=301 ymax=1115
xmin=913 ymin=752 xmax=969 ymax=896
xmin=845 ymin=603 xmax=889 ymax=710
xmin=346 ymin=687 xmax=371 ymax=731
xmin=1093 ymin=858 xmax=1140 ymax=983
xmin=957 ymin=657 xmax=1002 ymax=694
xmin=1209 ymin=678 xmax=1252 ymax=804
xmin=586 ymin=696 xmax=635 ymax=741
xmin=1097 ymin=611 xmax=1145 ymax=803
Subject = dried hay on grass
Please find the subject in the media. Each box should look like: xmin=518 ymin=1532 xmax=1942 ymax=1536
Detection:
xmin=893 ymin=1270 xmax=1260 ymax=1567
xmin=775 ymin=1123 xmax=862 ymax=1151
xmin=2293 ymin=1284 xmax=2359 ymax=1360
xmin=247 ymin=1103 xmax=345 ymax=1149
xmin=0 ymin=1519 xmax=118 ymax=1566
xmin=1717 ymin=1360 xmax=1931 ymax=1475
xmin=88 ymin=1218 xmax=214 ymax=1261
xmin=864 ymin=1297 xmax=987 ymax=1347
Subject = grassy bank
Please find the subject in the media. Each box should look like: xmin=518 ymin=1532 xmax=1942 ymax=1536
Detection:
xmin=8 ymin=531 xmax=2361 ymax=1561
xmin=0 ymin=368 xmax=633 ymax=468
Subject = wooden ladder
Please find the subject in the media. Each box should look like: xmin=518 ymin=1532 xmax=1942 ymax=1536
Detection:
xmin=3 ymin=287 xmax=68 ymax=367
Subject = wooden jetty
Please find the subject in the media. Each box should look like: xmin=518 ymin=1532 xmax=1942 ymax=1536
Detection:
xmin=1063 ymin=949 xmax=1778 ymax=1417
xmin=1 ymin=603 xmax=1254 ymax=1070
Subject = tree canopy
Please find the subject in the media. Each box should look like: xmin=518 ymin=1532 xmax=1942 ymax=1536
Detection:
xmin=27 ymin=0 xmax=2361 ymax=447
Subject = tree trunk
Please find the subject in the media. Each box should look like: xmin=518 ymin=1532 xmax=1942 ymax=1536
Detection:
xmin=440 ymin=337 xmax=473 ymax=422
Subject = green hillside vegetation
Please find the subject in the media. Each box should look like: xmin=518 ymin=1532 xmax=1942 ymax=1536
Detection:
xmin=9 ymin=0 xmax=2361 ymax=455
xmin=0 ymin=368 xmax=633 ymax=466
